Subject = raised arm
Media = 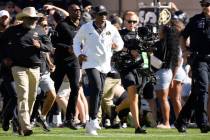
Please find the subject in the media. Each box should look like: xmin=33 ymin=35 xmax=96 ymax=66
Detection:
xmin=43 ymin=4 xmax=69 ymax=17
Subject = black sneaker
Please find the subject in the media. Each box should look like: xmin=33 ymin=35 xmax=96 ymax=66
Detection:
xmin=111 ymin=123 xmax=121 ymax=129
xmin=2 ymin=119 xmax=10 ymax=131
xmin=135 ymin=127 xmax=147 ymax=134
xmin=11 ymin=118 xmax=22 ymax=135
xmin=174 ymin=121 xmax=187 ymax=133
xmin=76 ymin=122 xmax=86 ymax=129
xmin=23 ymin=129 xmax=33 ymax=136
xmin=200 ymin=125 xmax=210 ymax=133
xmin=65 ymin=119 xmax=79 ymax=130
xmin=36 ymin=116 xmax=50 ymax=132
xmin=12 ymin=117 xmax=19 ymax=134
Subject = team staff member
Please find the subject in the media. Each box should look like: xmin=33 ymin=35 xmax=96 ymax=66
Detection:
xmin=51 ymin=3 xmax=81 ymax=130
xmin=175 ymin=0 xmax=210 ymax=133
xmin=0 ymin=7 xmax=53 ymax=136
xmin=73 ymin=5 xmax=124 ymax=135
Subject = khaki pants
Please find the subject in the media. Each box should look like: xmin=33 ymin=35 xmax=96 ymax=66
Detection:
xmin=102 ymin=77 xmax=125 ymax=117
xmin=12 ymin=66 xmax=40 ymax=131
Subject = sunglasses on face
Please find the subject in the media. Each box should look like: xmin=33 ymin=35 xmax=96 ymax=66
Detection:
xmin=0 ymin=16 xmax=8 ymax=20
xmin=42 ymin=24 xmax=48 ymax=28
xmin=23 ymin=17 xmax=38 ymax=22
xmin=73 ymin=9 xmax=81 ymax=12
xmin=126 ymin=20 xmax=137 ymax=24
xmin=201 ymin=3 xmax=210 ymax=7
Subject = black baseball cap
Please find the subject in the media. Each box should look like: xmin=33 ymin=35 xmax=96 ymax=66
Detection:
xmin=82 ymin=0 xmax=92 ymax=8
xmin=93 ymin=5 xmax=108 ymax=15
xmin=200 ymin=0 xmax=210 ymax=4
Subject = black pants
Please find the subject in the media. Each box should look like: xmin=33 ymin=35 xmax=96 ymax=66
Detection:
xmin=85 ymin=68 xmax=106 ymax=120
xmin=30 ymin=91 xmax=45 ymax=122
xmin=52 ymin=60 xmax=80 ymax=121
xmin=0 ymin=80 xmax=17 ymax=122
xmin=177 ymin=60 xmax=209 ymax=128
xmin=113 ymin=91 xmax=129 ymax=121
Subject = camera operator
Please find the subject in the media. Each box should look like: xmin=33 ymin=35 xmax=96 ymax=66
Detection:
xmin=117 ymin=11 xmax=147 ymax=134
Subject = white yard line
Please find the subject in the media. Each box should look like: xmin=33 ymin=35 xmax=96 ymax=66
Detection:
xmin=33 ymin=133 xmax=209 ymax=138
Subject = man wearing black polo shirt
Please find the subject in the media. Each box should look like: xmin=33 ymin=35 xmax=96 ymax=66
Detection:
xmin=175 ymin=0 xmax=210 ymax=133
xmin=51 ymin=3 xmax=81 ymax=130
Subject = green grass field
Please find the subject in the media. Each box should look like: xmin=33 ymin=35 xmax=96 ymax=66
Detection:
xmin=0 ymin=127 xmax=210 ymax=140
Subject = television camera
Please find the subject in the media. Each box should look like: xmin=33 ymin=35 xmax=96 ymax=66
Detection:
xmin=112 ymin=24 xmax=159 ymax=76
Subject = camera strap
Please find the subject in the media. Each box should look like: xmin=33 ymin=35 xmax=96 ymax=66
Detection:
xmin=161 ymin=40 xmax=167 ymax=68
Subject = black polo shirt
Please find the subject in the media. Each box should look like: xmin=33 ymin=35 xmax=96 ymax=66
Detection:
xmin=52 ymin=16 xmax=80 ymax=64
xmin=0 ymin=24 xmax=53 ymax=68
xmin=181 ymin=13 xmax=210 ymax=55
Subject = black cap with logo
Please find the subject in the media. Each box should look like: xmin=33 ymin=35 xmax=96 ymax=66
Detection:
xmin=93 ymin=5 xmax=108 ymax=15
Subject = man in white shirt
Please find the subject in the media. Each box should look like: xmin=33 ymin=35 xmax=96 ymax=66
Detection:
xmin=73 ymin=5 xmax=124 ymax=135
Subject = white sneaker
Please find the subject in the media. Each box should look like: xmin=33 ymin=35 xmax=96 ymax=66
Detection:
xmin=121 ymin=123 xmax=127 ymax=128
xmin=85 ymin=121 xmax=98 ymax=135
xmin=91 ymin=118 xmax=101 ymax=130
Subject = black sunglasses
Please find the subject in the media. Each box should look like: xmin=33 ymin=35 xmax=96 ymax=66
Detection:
xmin=73 ymin=8 xmax=81 ymax=12
xmin=126 ymin=20 xmax=138 ymax=24
xmin=201 ymin=3 xmax=210 ymax=7
xmin=42 ymin=24 xmax=48 ymax=27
